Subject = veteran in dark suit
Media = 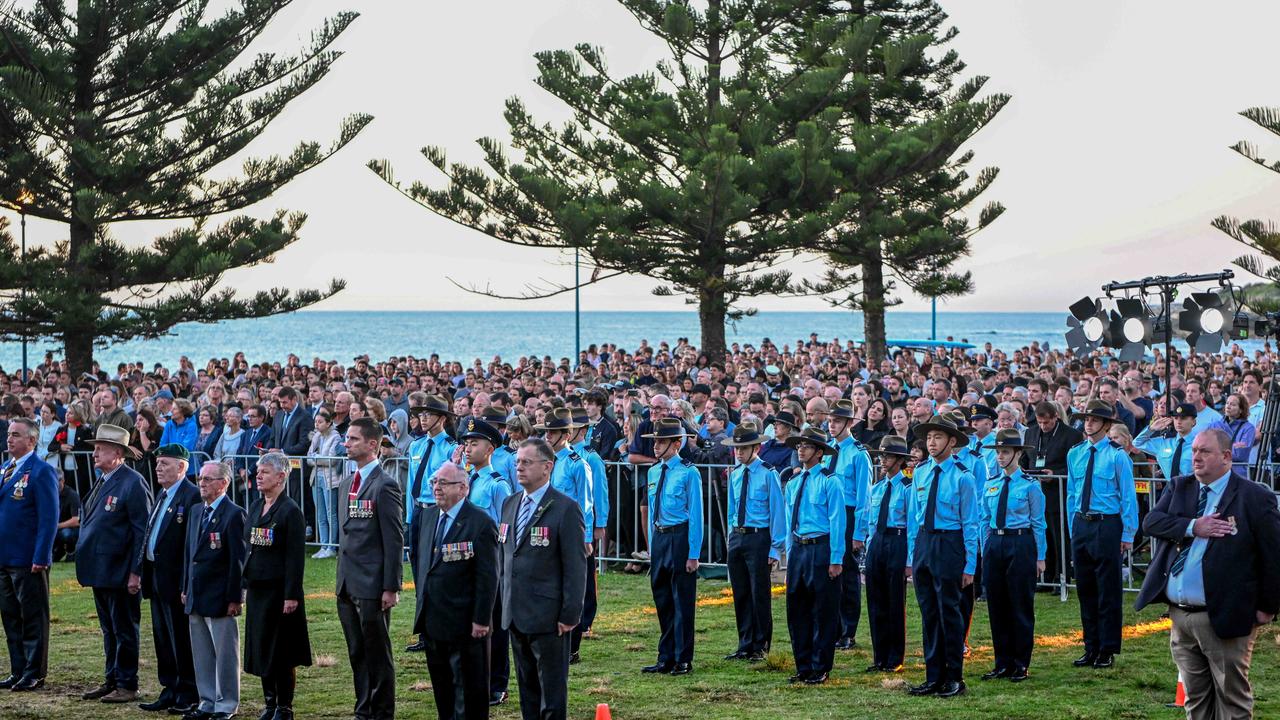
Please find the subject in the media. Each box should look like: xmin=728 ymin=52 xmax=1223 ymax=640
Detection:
xmin=498 ymin=438 xmax=587 ymax=720
xmin=76 ymin=424 xmax=153 ymax=704
xmin=413 ymin=462 xmax=499 ymax=720
xmin=1135 ymin=429 xmax=1280 ymax=719
xmin=129 ymin=444 xmax=201 ymax=714
xmin=243 ymin=452 xmax=312 ymax=720
xmin=182 ymin=460 xmax=247 ymax=720
xmin=336 ymin=418 xmax=405 ymax=720
xmin=0 ymin=418 xmax=59 ymax=692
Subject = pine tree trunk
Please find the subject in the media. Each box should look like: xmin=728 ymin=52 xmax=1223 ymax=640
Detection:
xmin=863 ymin=239 xmax=888 ymax=366
xmin=699 ymin=281 xmax=728 ymax=361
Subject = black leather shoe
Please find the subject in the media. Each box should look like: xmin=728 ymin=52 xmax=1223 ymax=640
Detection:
xmin=787 ymin=672 xmax=809 ymax=684
xmin=256 ymin=708 xmax=275 ymax=720
xmin=82 ymin=683 xmax=116 ymax=700
xmin=404 ymin=640 xmax=427 ymax=653
xmin=804 ymin=672 xmax=828 ymax=685
xmin=864 ymin=664 xmax=884 ymax=673
xmin=641 ymin=662 xmax=674 ymax=674
xmin=488 ymin=691 xmax=508 ymax=706
xmin=0 ymin=675 xmax=17 ymax=690
xmin=723 ymin=650 xmax=749 ymax=661
xmin=908 ymin=681 xmax=939 ymax=696
xmin=936 ymin=680 xmax=966 ymax=698
xmin=168 ymin=705 xmax=196 ymax=716
xmin=11 ymin=677 xmax=43 ymax=692
xmin=981 ymin=667 xmax=1010 ymax=681
xmin=746 ymin=651 xmax=765 ymax=662
xmin=142 ymin=698 xmax=177 ymax=712
xmin=181 ymin=710 xmax=210 ymax=720
xmin=669 ymin=662 xmax=692 ymax=676
xmin=1009 ymin=668 xmax=1030 ymax=683
xmin=1093 ymin=653 xmax=1115 ymax=669
xmin=209 ymin=713 xmax=236 ymax=720
xmin=272 ymin=709 xmax=293 ymax=720
xmin=834 ymin=637 xmax=854 ymax=650
xmin=1072 ymin=651 xmax=1098 ymax=667
xmin=569 ymin=651 xmax=581 ymax=665
xmin=884 ymin=664 xmax=904 ymax=673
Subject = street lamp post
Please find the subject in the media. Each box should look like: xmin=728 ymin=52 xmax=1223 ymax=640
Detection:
xmin=15 ymin=189 xmax=33 ymax=383
xmin=574 ymin=247 xmax=581 ymax=365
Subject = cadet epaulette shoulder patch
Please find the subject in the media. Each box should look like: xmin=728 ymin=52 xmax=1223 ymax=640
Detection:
xmin=953 ymin=460 xmax=969 ymax=471
xmin=490 ymin=470 xmax=503 ymax=480
xmin=681 ymin=459 xmax=694 ymax=467
xmin=969 ymin=447 xmax=982 ymax=456
xmin=819 ymin=467 xmax=834 ymax=477
xmin=1108 ymin=440 xmax=1121 ymax=449
xmin=568 ymin=450 xmax=581 ymax=461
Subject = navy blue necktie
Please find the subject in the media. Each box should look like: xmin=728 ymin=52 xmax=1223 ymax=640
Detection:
xmin=1170 ymin=486 xmax=1210 ymax=577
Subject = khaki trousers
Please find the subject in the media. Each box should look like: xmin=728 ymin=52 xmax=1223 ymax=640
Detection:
xmin=1169 ymin=606 xmax=1256 ymax=720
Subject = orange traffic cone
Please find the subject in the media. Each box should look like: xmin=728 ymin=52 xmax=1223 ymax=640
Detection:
xmin=595 ymin=703 xmax=612 ymax=720
xmin=1165 ymin=672 xmax=1186 ymax=708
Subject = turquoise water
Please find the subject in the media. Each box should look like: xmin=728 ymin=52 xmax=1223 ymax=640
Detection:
xmin=0 ymin=310 xmax=1130 ymax=369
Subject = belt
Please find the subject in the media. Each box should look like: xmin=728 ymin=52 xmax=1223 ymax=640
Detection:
xmin=876 ymin=527 xmax=906 ymax=536
xmin=993 ymin=528 xmax=1032 ymax=536
xmin=654 ymin=522 xmax=688 ymax=534
xmin=928 ymin=529 xmax=961 ymax=535
xmin=1171 ymin=603 xmax=1207 ymax=614
xmin=792 ymin=534 xmax=829 ymax=545
xmin=732 ymin=526 xmax=765 ymax=534
xmin=1077 ymin=512 xmax=1119 ymax=521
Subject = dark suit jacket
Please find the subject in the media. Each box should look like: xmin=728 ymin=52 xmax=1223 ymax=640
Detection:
xmin=139 ymin=480 xmax=201 ymax=603
xmin=1020 ymin=420 xmax=1084 ymax=476
xmin=0 ymin=454 xmax=59 ymax=568
xmin=182 ymin=497 xmax=247 ymax=617
xmin=1135 ymin=473 xmax=1280 ymax=638
xmin=76 ymin=464 xmax=152 ymax=589
xmin=271 ymin=407 xmax=314 ymax=457
xmin=242 ymin=495 xmax=306 ymax=601
xmin=412 ymin=501 xmax=499 ymax=642
xmin=336 ymin=463 xmax=404 ymax=600
xmin=236 ymin=424 xmax=272 ymax=476
xmin=498 ymin=485 xmax=586 ymax=635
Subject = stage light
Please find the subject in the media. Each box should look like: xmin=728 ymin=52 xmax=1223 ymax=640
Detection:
xmin=1180 ymin=292 xmax=1230 ymax=353
xmin=1107 ymin=298 xmax=1151 ymax=362
xmin=1065 ymin=297 xmax=1106 ymax=354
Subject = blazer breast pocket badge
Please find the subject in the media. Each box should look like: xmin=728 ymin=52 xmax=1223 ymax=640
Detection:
xmin=209 ymin=532 xmax=222 ymax=550
xmin=530 ymin=526 xmax=550 ymax=547
xmin=349 ymin=500 xmax=374 ymax=518
xmin=498 ymin=523 xmax=509 ymax=543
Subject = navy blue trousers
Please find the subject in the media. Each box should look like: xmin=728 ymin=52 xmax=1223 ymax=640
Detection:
xmin=786 ymin=539 xmax=839 ymax=675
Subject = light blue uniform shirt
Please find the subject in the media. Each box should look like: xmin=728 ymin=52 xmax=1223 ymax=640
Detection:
xmin=646 ymin=455 xmax=704 ymax=560
xmin=829 ymin=435 xmax=872 ymax=542
xmin=1133 ymin=426 xmax=1198 ymax=479
xmin=1065 ymin=437 xmax=1140 ymax=543
xmin=1194 ymin=406 xmax=1223 ymax=433
xmin=726 ymin=458 xmax=786 ymax=561
xmin=491 ymin=445 xmax=517 ymax=491
xmin=1165 ymin=472 xmax=1231 ymax=607
xmin=864 ymin=471 xmax=911 ymax=542
xmin=968 ymin=433 xmax=999 ymax=479
xmin=552 ymin=446 xmax=594 ymax=542
xmin=963 ymin=444 xmax=991 ymax=515
xmin=977 ymin=469 xmax=1047 ymax=561
xmin=467 ymin=462 xmax=512 ymax=524
xmin=783 ymin=466 xmax=846 ymax=565
xmin=574 ymin=440 xmax=610 ymax=530
xmin=906 ymin=454 xmax=979 ymax=574
xmin=406 ymin=431 xmax=457 ymax=521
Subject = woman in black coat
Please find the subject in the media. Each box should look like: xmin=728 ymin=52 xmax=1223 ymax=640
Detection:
xmin=852 ymin=398 xmax=892 ymax=449
xmin=242 ymin=452 xmax=311 ymax=720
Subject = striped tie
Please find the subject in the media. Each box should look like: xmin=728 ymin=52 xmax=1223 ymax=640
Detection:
xmin=516 ymin=495 xmax=536 ymax=542
xmin=0 ymin=462 xmax=15 ymax=487
xmin=1170 ymin=486 xmax=1210 ymax=577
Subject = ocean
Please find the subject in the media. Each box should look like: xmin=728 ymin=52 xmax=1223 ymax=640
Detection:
xmin=0 ymin=310 xmax=1255 ymax=370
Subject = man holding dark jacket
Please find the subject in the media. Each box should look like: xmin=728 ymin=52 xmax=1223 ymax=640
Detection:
xmin=499 ymin=438 xmax=586 ymax=720
xmin=413 ymin=462 xmax=499 ymax=720
xmin=1136 ymin=429 xmax=1280 ymax=719
xmin=129 ymin=445 xmax=201 ymax=714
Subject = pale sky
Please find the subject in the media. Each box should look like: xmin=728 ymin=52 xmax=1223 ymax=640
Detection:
xmin=13 ymin=0 xmax=1280 ymax=313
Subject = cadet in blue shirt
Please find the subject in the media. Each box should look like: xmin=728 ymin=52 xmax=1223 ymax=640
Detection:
xmin=905 ymin=414 xmax=979 ymax=699
xmin=569 ymin=407 xmax=609 ymax=665
xmin=641 ymin=418 xmax=704 ymax=676
xmin=535 ymin=408 xmax=595 ymax=543
xmin=480 ymin=406 xmax=517 ymax=491
xmin=825 ymin=400 xmax=872 ymax=650
xmin=1065 ymin=400 xmax=1139 ymax=669
xmin=404 ymin=396 xmax=458 ymax=653
xmin=978 ymin=429 xmax=1046 ymax=683
xmin=1133 ymin=403 xmax=1198 ymax=481
xmin=456 ymin=415 xmax=514 ymax=706
xmin=864 ymin=435 xmax=914 ymax=673
xmin=720 ymin=423 xmax=785 ymax=662
xmin=966 ymin=404 xmax=999 ymax=479
xmin=782 ymin=427 xmax=845 ymax=686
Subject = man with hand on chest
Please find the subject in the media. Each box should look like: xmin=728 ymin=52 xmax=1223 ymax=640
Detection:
xmin=413 ymin=461 xmax=499 ymax=720
xmin=130 ymin=444 xmax=200 ymax=715
xmin=181 ymin=460 xmax=246 ymax=720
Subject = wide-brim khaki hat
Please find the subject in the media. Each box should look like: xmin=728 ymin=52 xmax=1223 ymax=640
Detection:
xmin=87 ymin=424 xmax=141 ymax=460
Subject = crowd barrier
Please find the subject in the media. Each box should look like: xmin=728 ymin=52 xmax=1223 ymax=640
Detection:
xmin=40 ymin=450 xmax=1280 ymax=599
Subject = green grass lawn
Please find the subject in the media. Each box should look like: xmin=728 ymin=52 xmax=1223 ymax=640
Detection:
xmin=3 ymin=559 xmax=1276 ymax=719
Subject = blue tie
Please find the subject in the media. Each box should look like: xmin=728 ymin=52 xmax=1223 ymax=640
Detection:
xmin=1170 ymin=486 xmax=1210 ymax=577
xmin=516 ymin=495 xmax=536 ymax=542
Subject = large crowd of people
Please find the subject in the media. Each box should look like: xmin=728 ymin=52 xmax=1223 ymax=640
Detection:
xmin=1 ymin=332 xmax=1279 ymax=719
